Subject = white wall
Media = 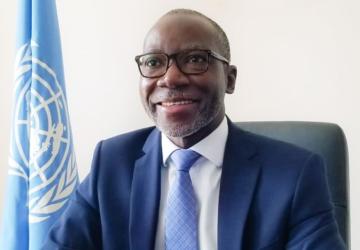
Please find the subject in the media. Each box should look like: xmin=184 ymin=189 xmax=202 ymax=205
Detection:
xmin=1 ymin=0 xmax=359 ymax=248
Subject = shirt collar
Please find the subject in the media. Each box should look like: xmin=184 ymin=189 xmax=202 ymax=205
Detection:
xmin=161 ymin=117 xmax=228 ymax=168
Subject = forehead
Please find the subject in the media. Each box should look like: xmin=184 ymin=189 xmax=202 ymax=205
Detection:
xmin=143 ymin=14 xmax=219 ymax=53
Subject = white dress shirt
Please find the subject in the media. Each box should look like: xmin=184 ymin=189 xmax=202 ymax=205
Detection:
xmin=154 ymin=118 xmax=228 ymax=250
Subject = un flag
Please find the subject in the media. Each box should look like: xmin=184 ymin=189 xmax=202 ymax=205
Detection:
xmin=0 ymin=0 xmax=79 ymax=249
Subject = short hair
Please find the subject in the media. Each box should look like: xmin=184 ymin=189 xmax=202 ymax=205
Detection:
xmin=165 ymin=9 xmax=231 ymax=61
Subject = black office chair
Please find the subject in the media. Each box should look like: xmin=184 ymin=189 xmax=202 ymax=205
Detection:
xmin=236 ymin=121 xmax=349 ymax=247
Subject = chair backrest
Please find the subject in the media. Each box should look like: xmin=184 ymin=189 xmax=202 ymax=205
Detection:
xmin=235 ymin=121 xmax=349 ymax=246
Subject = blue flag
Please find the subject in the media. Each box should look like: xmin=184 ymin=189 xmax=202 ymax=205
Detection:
xmin=0 ymin=0 xmax=79 ymax=249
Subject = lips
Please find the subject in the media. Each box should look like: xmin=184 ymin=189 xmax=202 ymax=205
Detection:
xmin=160 ymin=100 xmax=195 ymax=107
xmin=155 ymin=98 xmax=199 ymax=116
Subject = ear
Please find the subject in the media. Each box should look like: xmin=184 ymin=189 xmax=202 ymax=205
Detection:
xmin=225 ymin=65 xmax=237 ymax=94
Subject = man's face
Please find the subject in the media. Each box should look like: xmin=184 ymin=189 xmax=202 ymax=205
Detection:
xmin=139 ymin=14 xmax=236 ymax=144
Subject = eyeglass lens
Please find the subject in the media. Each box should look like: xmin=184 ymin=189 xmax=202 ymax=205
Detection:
xmin=138 ymin=50 xmax=209 ymax=77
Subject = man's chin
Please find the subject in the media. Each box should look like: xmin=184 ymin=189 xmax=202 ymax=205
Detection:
xmin=156 ymin=119 xmax=209 ymax=139
xmin=161 ymin=127 xmax=197 ymax=138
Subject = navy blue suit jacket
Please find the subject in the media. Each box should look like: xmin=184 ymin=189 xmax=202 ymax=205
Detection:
xmin=43 ymin=121 xmax=345 ymax=249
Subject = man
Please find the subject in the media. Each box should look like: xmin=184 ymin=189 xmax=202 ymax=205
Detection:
xmin=43 ymin=9 xmax=345 ymax=250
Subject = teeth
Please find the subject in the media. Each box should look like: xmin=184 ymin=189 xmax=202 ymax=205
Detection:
xmin=162 ymin=100 xmax=194 ymax=107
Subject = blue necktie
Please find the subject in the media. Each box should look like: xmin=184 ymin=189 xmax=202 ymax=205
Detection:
xmin=165 ymin=149 xmax=201 ymax=250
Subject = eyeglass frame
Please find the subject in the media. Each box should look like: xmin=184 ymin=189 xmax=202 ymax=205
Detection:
xmin=134 ymin=49 xmax=229 ymax=78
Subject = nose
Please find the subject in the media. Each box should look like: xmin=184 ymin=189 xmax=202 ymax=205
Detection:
xmin=157 ymin=60 xmax=190 ymax=88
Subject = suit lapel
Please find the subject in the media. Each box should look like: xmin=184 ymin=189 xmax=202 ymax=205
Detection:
xmin=218 ymin=121 xmax=261 ymax=250
xmin=129 ymin=129 xmax=162 ymax=250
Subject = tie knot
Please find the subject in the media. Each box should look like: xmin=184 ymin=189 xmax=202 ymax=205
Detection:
xmin=171 ymin=149 xmax=201 ymax=172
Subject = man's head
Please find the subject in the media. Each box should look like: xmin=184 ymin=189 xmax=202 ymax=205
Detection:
xmin=159 ymin=9 xmax=231 ymax=61
xmin=137 ymin=9 xmax=237 ymax=148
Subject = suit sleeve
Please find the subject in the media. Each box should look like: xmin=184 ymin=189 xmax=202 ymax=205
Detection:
xmin=42 ymin=142 xmax=104 ymax=250
xmin=286 ymin=154 xmax=346 ymax=250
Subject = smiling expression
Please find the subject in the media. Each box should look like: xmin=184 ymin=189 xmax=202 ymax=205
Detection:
xmin=139 ymin=13 xmax=236 ymax=148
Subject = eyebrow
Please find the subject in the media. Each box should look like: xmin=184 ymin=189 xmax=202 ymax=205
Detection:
xmin=143 ymin=44 xmax=208 ymax=54
xmin=142 ymin=48 xmax=163 ymax=54
xmin=183 ymin=44 xmax=206 ymax=50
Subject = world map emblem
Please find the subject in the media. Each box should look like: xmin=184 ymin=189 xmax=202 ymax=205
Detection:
xmin=9 ymin=41 xmax=78 ymax=223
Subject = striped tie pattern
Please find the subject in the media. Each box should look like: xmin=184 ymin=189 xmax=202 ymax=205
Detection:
xmin=165 ymin=149 xmax=201 ymax=250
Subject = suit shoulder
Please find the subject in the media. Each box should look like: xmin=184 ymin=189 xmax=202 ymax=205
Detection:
xmin=97 ymin=126 xmax=156 ymax=157
xmin=230 ymin=125 xmax=326 ymax=190
xmin=248 ymin=130 xmax=312 ymax=154
xmin=233 ymin=125 xmax=318 ymax=163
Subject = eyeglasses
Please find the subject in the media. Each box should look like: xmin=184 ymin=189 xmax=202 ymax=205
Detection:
xmin=135 ymin=49 xmax=229 ymax=78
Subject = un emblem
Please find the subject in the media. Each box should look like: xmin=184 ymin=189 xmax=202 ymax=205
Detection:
xmin=9 ymin=41 xmax=78 ymax=223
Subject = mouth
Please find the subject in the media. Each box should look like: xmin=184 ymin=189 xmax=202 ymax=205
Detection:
xmin=155 ymin=98 xmax=199 ymax=116
xmin=159 ymin=99 xmax=196 ymax=107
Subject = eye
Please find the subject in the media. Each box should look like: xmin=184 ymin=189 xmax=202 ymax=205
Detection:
xmin=187 ymin=55 xmax=206 ymax=63
xmin=184 ymin=52 xmax=208 ymax=64
xmin=143 ymin=55 xmax=164 ymax=68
